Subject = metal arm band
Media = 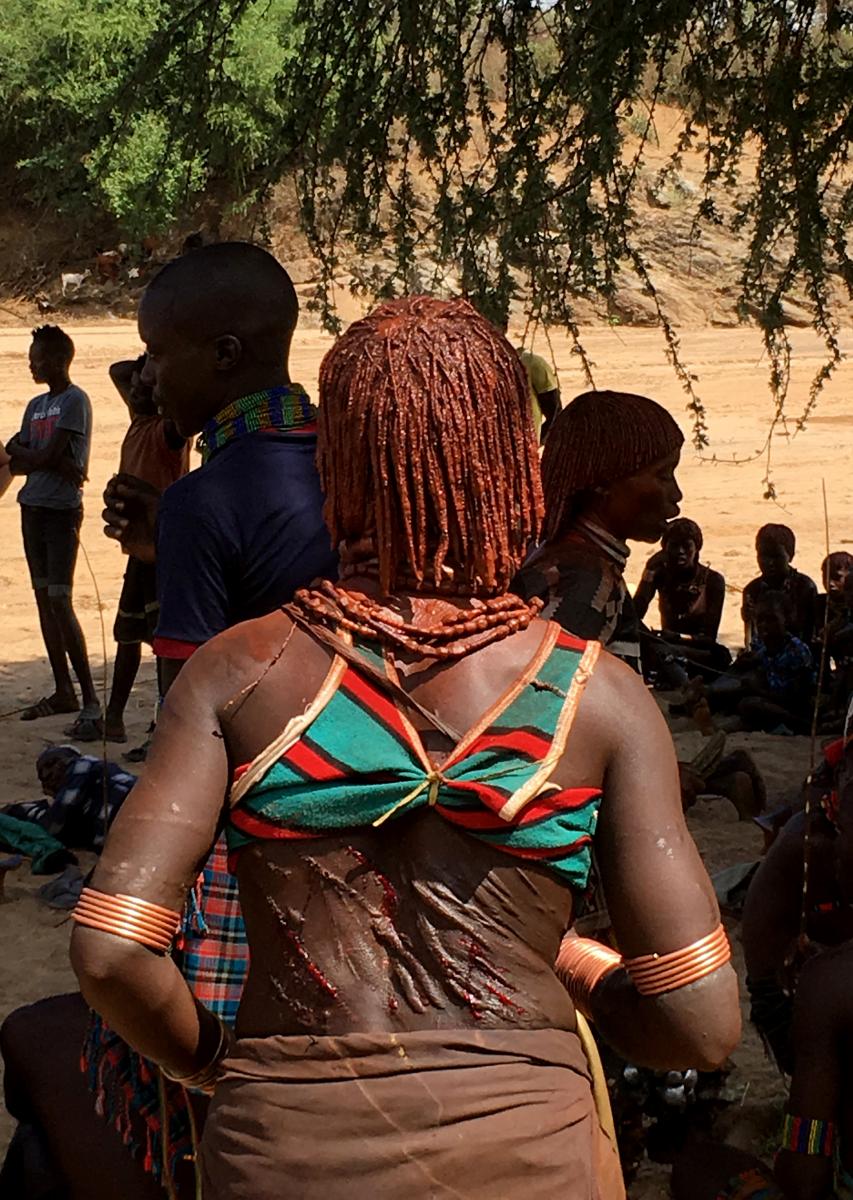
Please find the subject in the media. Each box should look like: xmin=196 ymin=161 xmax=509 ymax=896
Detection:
xmin=72 ymin=888 xmax=181 ymax=954
xmin=624 ymin=924 xmax=731 ymax=997
xmin=556 ymin=937 xmax=622 ymax=1019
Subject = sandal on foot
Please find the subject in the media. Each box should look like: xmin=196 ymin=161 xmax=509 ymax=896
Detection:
xmin=64 ymin=704 xmax=103 ymax=741
xmin=20 ymin=695 xmax=79 ymax=722
xmin=123 ymin=738 xmax=151 ymax=764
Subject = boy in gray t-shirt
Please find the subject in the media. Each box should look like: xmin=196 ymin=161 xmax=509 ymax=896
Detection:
xmin=5 ymin=325 xmax=100 ymax=727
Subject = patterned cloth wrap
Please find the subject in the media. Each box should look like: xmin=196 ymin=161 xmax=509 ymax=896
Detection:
xmin=83 ymin=838 xmax=248 ymax=1185
xmin=228 ymin=626 xmax=603 ymax=888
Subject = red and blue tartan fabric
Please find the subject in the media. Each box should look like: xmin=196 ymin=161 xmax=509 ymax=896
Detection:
xmin=82 ymin=837 xmax=249 ymax=1186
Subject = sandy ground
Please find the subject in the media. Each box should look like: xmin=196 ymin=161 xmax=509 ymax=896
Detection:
xmin=0 ymin=318 xmax=849 ymax=1191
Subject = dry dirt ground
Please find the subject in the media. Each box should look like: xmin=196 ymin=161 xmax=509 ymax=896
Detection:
xmin=0 ymin=318 xmax=850 ymax=1195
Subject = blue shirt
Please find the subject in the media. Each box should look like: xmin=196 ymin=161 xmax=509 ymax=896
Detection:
xmin=153 ymin=431 xmax=338 ymax=656
xmin=752 ymin=634 xmax=815 ymax=698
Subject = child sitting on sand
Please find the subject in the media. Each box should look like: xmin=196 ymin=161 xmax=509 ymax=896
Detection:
xmin=634 ymin=516 xmax=730 ymax=682
xmin=742 ymin=523 xmax=818 ymax=647
xmin=702 ymin=592 xmax=815 ymax=733
xmin=815 ymin=552 xmax=853 ymax=717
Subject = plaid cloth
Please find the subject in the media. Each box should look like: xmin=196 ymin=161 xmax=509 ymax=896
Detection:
xmin=82 ymin=837 xmax=249 ymax=1185
xmin=177 ymin=836 xmax=250 ymax=1024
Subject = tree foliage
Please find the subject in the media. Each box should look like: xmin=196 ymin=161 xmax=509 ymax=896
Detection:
xmin=2 ymin=1 xmax=852 ymax=458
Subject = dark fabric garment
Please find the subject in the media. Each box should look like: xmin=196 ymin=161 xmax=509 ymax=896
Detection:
xmin=153 ymin=430 xmax=337 ymax=655
xmin=746 ymin=975 xmax=793 ymax=1075
xmin=21 ymin=505 xmax=82 ymax=595
xmin=513 ymin=530 xmax=641 ymax=671
xmin=113 ymin=557 xmax=158 ymax=645
xmin=16 ymin=385 xmax=91 ymax=510
xmin=202 ymin=1028 xmax=625 ymax=1200
xmin=742 ymin=570 xmax=819 ymax=645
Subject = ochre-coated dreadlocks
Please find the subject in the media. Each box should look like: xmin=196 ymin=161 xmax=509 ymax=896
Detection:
xmin=317 ymin=296 xmax=543 ymax=595
xmin=540 ymin=390 xmax=684 ymax=542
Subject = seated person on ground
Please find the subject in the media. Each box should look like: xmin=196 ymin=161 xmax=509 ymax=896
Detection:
xmin=816 ymin=552 xmax=853 ymax=713
xmin=634 ymin=517 xmax=730 ymax=679
xmin=4 ymin=746 xmax=136 ymax=852
xmin=742 ymin=523 xmax=818 ymax=647
xmin=703 ymin=592 xmax=815 ymax=734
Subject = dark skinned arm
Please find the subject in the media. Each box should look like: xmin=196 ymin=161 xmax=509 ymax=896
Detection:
xmin=0 ymin=447 xmax=11 ymax=498
xmin=70 ymin=636 xmax=237 ymax=1077
xmin=108 ymin=360 xmax=136 ymax=412
xmin=703 ymin=570 xmax=726 ymax=640
xmin=773 ymin=946 xmax=848 ymax=1200
xmin=573 ymin=655 xmax=741 ymax=1070
xmin=5 ymin=428 xmax=75 ymax=473
xmin=632 ymin=566 xmax=659 ymax=623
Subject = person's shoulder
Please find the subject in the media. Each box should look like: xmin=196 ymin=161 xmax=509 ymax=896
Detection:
xmin=63 ymin=383 xmax=90 ymax=405
xmin=23 ymin=390 xmax=47 ymax=413
xmin=787 ymin=635 xmax=812 ymax=659
xmin=793 ymin=568 xmax=818 ymax=594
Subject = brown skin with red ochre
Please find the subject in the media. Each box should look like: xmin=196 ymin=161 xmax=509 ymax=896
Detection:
xmin=71 ymin=582 xmax=739 ymax=1081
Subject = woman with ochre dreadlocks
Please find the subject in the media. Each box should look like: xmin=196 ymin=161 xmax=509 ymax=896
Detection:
xmin=71 ymin=297 xmax=738 ymax=1199
xmin=513 ymin=389 xmax=684 ymax=672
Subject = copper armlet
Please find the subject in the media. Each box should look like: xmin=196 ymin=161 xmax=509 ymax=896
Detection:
xmin=72 ymin=888 xmax=181 ymax=954
xmin=558 ymin=925 xmax=731 ymax=1015
xmin=624 ymin=925 xmax=731 ymax=996
xmin=556 ymin=937 xmax=622 ymax=1018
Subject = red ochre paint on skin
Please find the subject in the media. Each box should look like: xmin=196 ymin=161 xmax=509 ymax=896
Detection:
xmin=346 ymin=846 xmax=399 ymax=918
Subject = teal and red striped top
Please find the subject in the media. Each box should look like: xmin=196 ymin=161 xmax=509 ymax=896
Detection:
xmin=228 ymin=623 xmax=602 ymax=889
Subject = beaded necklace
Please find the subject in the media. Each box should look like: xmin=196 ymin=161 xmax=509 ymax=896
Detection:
xmin=196 ymin=385 xmax=317 ymax=464
xmin=290 ymin=575 xmax=543 ymax=660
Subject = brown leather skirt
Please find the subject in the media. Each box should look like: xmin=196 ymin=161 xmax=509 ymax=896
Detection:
xmin=201 ymin=1027 xmax=625 ymax=1199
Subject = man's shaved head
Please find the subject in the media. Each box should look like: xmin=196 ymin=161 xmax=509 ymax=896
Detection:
xmin=138 ymin=242 xmax=301 ymax=436
xmin=145 ymin=241 xmax=299 ymax=349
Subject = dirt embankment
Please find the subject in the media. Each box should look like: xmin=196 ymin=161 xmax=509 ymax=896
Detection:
xmin=0 ymin=106 xmax=849 ymax=334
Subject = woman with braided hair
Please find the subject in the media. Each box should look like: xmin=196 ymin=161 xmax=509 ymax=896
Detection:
xmin=513 ymin=389 xmax=684 ymax=671
xmin=71 ymin=297 xmax=738 ymax=1199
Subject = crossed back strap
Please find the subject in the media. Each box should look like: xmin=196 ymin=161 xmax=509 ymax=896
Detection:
xmin=283 ymin=605 xmax=464 ymax=743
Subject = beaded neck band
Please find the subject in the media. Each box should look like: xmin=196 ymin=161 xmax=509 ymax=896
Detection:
xmin=196 ymin=385 xmax=317 ymax=464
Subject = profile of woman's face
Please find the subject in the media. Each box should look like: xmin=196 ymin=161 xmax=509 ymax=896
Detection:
xmin=596 ymin=449 xmax=683 ymax=544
